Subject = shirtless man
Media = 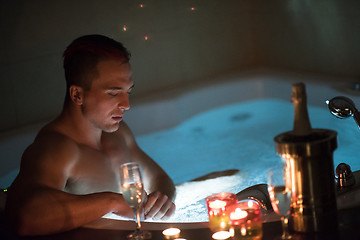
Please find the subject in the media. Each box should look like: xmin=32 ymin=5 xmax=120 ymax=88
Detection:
xmin=5 ymin=34 xmax=176 ymax=236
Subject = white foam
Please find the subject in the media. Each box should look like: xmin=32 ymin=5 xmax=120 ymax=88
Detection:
xmin=104 ymin=172 xmax=246 ymax=222
xmin=172 ymin=173 xmax=246 ymax=222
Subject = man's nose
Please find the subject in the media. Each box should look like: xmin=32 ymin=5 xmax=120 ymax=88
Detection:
xmin=118 ymin=94 xmax=130 ymax=110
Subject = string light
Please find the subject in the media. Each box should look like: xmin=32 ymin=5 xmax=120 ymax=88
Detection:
xmin=190 ymin=7 xmax=197 ymax=14
xmin=121 ymin=4 xmax=198 ymax=40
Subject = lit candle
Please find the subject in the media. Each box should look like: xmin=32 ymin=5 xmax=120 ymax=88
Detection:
xmin=212 ymin=231 xmax=231 ymax=240
xmin=227 ymin=200 xmax=263 ymax=239
xmin=206 ymin=193 xmax=237 ymax=232
xmin=162 ymin=227 xmax=181 ymax=239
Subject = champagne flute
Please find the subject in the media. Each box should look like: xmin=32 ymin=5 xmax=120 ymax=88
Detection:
xmin=268 ymin=166 xmax=292 ymax=239
xmin=120 ymin=162 xmax=151 ymax=239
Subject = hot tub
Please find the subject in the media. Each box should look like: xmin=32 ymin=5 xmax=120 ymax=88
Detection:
xmin=1 ymin=71 xmax=360 ymax=228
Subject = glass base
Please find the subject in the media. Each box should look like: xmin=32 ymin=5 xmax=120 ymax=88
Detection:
xmin=278 ymin=216 xmax=292 ymax=239
xmin=276 ymin=233 xmax=292 ymax=240
xmin=127 ymin=229 xmax=152 ymax=240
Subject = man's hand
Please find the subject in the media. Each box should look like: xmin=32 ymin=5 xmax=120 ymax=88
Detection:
xmin=143 ymin=191 xmax=175 ymax=220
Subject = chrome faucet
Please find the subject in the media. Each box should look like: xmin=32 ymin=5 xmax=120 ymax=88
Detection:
xmin=327 ymin=96 xmax=360 ymax=192
xmin=336 ymin=163 xmax=355 ymax=190
xmin=326 ymin=96 xmax=360 ymax=129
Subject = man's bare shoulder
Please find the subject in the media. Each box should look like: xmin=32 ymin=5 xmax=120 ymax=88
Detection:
xmin=36 ymin=124 xmax=79 ymax=151
xmin=22 ymin=124 xmax=80 ymax=170
xmin=11 ymin=123 xmax=82 ymax=191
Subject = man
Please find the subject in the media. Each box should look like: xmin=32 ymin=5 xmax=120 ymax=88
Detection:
xmin=5 ymin=34 xmax=176 ymax=236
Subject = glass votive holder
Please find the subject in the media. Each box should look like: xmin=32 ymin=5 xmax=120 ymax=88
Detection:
xmin=228 ymin=199 xmax=263 ymax=240
xmin=205 ymin=192 xmax=238 ymax=232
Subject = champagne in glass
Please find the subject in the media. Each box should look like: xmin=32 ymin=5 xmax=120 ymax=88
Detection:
xmin=120 ymin=162 xmax=151 ymax=240
xmin=268 ymin=167 xmax=292 ymax=239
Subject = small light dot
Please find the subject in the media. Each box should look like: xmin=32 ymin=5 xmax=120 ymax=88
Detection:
xmin=144 ymin=36 xmax=149 ymax=40
xmin=190 ymin=7 xmax=198 ymax=13
xmin=122 ymin=25 xmax=127 ymax=31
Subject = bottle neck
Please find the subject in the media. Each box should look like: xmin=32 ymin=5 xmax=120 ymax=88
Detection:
xmin=291 ymin=83 xmax=312 ymax=136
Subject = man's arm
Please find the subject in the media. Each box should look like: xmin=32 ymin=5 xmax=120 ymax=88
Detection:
xmin=118 ymin=121 xmax=176 ymax=200
xmin=117 ymin=122 xmax=176 ymax=220
xmin=6 ymin=184 xmax=130 ymax=235
xmin=5 ymin=135 xmax=132 ymax=236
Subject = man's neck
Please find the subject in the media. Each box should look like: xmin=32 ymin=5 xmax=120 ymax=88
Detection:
xmin=56 ymin=106 xmax=104 ymax=150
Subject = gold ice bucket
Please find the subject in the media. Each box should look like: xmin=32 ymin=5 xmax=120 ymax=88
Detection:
xmin=274 ymin=129 xmax=338 ymax=232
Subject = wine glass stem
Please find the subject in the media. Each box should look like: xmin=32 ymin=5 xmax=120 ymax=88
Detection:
xmin=281 ymin=216 xmax=291 ymax=239
xmin=135 ymin=208 xmax=142 ymax=230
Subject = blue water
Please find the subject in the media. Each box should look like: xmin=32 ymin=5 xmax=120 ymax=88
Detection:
xmin=138 ymin=99 xmax=360 ymax=184
xmin=131 ymin=98 xmax=360 ymax=222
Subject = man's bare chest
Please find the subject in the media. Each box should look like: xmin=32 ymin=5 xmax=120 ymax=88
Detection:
xmin=65 ymin=143 xmax=130 ymax=195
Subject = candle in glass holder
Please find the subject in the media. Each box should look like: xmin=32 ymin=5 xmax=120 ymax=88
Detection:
xmin=228 ymin=199 xmax=263 ymax=240
xmin=206 ymin=192 xmax=237 ymax=232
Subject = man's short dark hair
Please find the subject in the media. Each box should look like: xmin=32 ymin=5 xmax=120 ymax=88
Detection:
xmin=63 ymin=34 xmax=131 ymax=98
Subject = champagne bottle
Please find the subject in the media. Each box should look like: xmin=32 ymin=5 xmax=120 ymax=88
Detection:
xmin=275 ymin=82 xmax=339 ymax=233
xmin=291 ymin=82 xmax=312 ymax=136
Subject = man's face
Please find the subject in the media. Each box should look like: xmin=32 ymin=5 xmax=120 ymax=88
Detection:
xmin=81 ymin=59 xmax=134 ymax=132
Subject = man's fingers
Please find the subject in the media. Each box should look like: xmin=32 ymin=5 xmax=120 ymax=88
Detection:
xmin=143 ymin=191 xmax=159 ymax=215
xmin=145 ymin=192 xmax=168 ymax=218
xmin=153 ymin=199 xmax=175 ymax=220
xmin=144 ymin=191 xmax=175 ymax=220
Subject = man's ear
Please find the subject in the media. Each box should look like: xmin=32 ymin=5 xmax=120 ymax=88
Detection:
xmin=69 ymin=85 xmax=84 ymax=105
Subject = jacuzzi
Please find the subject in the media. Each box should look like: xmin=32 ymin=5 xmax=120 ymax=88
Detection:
xmin=1 ymin=70 xmax=360 ymax=230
